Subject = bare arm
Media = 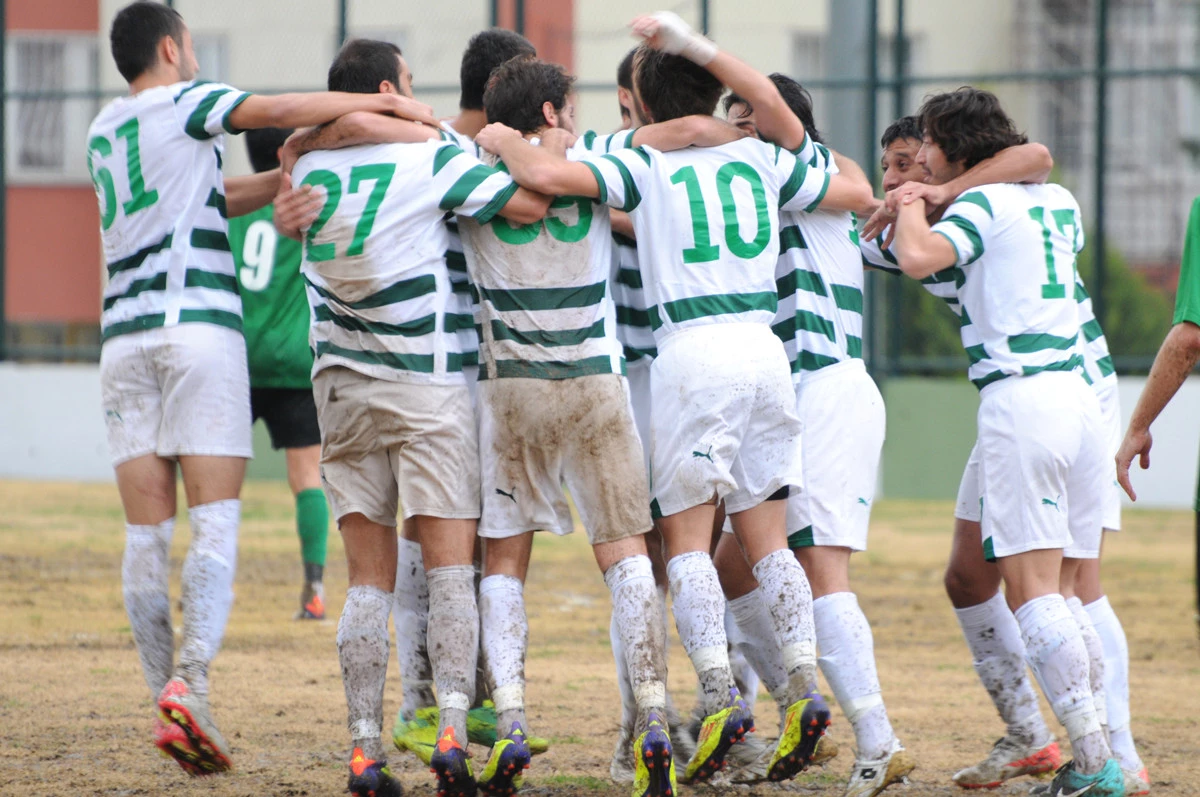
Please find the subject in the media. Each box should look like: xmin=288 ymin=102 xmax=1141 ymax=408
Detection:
xmin=281 ymin=114 xmax=440 ymax=173
xmin=477 ymin=124 xmax=602 ymax=199
xmin=826 ymin=150 xmax=881 ymax=216
xmin=630 ymin=115 xmax=747 ymax=151
xmin=611 ymin=210 xmax=635 ymax=239
xmin=892 ymin=198 xmax=959 ymax=278
xmin=494 ymin=187 xmax=552 ymax=225
xmin=272 ymin=172 xmax=321 ymax=241
xmin=817 ymin=173 xmax=879 ymax=216
xmin=228 ymin=91 xmax=437 ymax=133
xmin=225 ymin=169 xmax=281 ymax=217
xmin=1115 ymin=321 xmax=1200 ymax=500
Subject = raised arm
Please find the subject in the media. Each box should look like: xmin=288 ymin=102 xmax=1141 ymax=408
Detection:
xmin=476 ymin=123 xmax=603 ymax=199
xmin=630 ymin=114 xmax=747 ymax=151
xmin=280 ymin=113 xmax=440 ymax=173
xmin=225 ymin=169 xmax=281 ymax=217
xmin=228 ymin=91 xmax=438 ymax=133
xmin=892 ymin=198 xmax=959 ymax=278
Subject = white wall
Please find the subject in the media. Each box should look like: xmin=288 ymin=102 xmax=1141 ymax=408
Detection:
xmin=1117 ymin=376 xmax=1200 ymax=510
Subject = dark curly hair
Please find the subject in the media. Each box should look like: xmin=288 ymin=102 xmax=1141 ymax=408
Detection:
xmin=918 ymin=87 xmax=1027 ymax=169
xmin=722 ymin=72 xmax=822 ymax=145
xmin=881 ymin=115 xmax=922 ymax=149
xmin=459 ymin=29 xmax=536 ymax=111
xmin=484 ymin=57 xmax=575 ymax=135
xmin=634 ymin=45 xmax=723 ymax=123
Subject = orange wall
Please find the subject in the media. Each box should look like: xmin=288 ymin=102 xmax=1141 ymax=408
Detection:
xmin=496 ymin=0 xmax=574 ymax=72
xmin=5 ymin=188 xmax=102 ymax=323
xmin=9 ymin=0 xmax=98 ymax=32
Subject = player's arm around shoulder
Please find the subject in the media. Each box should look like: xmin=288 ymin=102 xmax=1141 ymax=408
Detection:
xmin=227 ymin=91 xmax=437 ymax=133
xmin=892 ymin=198 xmax=959 ymax=279
xmin=226 ymin=170 xmax=281 ymax=218
xmin=476 ymin=122 xmax=602 ymax=202
xmin=630 ymin=115 xmax=747 ymax=151
xmin=281 ymin=114 xmax=441 ymax=171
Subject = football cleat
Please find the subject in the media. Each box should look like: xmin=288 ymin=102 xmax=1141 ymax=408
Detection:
xmin=632 ymin=711 xmax=676 ymax=797
xmin=478 ymin=723 xmax=531 ymax=797
xmin=1124 ymin=766 xmax=1151 ymax=795
xmin=767 ymin=691 xmax=831 ymax=782
xmin=297 ymin=581 xmax=325 ymax=620
xmin=952 ymin=735 xmax=1061 ymax=789
xmin=1029 ymin=759 xmax=1125 ymax=797
xmin=156 ymin=677 xmax=232 ymax=775
xmin=153 ymin=717 xmax=207 ymax=777
xmin=843 ymin=739 xmax=916 ymax=797
xmin=430 ymin=727 xmax=477 ymax=797
xmin=348 ymin=747 xmax=403 ymax=797
xmin=681 ymin=688 xmax=750 ymax=784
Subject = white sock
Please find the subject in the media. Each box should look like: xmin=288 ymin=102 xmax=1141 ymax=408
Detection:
xmin=123 ymin=518 xmax=176 ymax=698
xmin=751 ymin=548 xmax=817 ymax=702
xmin=338 ymin=584 xmax=391 ymax=761
xmin=177 ymin=499 xmax=239 ymax=696
xmin=667 ymin=551 xmax=734 ymax=715
xmin=611 ymin=606 xmax=637 ymax=728
xmin=1016 ymin=594 xmax=1111 ymax=774
xmin=605 ymin=555 xmax=668 ymax=732
xmin=1086 ymin=595 xmax=1143 ymax=772
xmin=479 ymin=573 xmax=527 ymax=733
xmin=727 ymin=589 xmax=789 ymax=712
xmin=427 ymin=565 xmax=479 ymax=740
xmin=394 ymin=538 xmax=433 ymax=718
xmin=725 ymin=607 xmax=761 ymax=702
xmin=954 ymin=592 xmax=1050 ymax=746
xmin=814 ymin=592 xmax=895 ymax=761
xmin=1066 ymin=596 xmax=1108 ymax=729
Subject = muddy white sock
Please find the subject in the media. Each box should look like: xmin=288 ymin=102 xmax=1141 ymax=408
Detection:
xmin=605 ymin=555 xmax=668 ymax=733
xmin=479 ymin=573 xmax=526 ymax=732
xmin=1066 ymin=596 xmax=1108 ymax=730
xmin=955 ymin=592 xmax=1050 ymax=747
xmin=177 ymin=499 xmax=239 ymax=696
xmin=1016 ymin=594 xmax=1111 ymax=774
xmin=123 ymin=518 xmax=176 ymax=698
xmin=668 ymin=551 xmax=734 ymax=716
xmin=427 ymin=565 xmax=479 ymax=740
xmin=814 ymin=592 xmax=895 ymax=761
xmin=338 ymin=584 xmax=391 ymax=761
xmin=1085 ymin=595 xmax=1143 ymax=772
xmin=394 ymin=538 xmax=433 ymax=718
xmin=727 ymin=588 xmax=788 ymax=710
xmin=751 ymin=548 xmax=817 ymax=703
xmin=611 ymin=606 xmax=637 ymax=728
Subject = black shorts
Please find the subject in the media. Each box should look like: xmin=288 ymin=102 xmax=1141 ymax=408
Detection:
xmin=250 ymin=387 xmax=321 ymax=450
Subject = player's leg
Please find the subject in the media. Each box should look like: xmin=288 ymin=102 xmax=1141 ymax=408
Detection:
xmin=286 ymin=444 xmax=327 ymax=618
xmin=393 ymin=518 xmax=435 ymax=724
xmin=1061 ymin=557 xmax=1109 ymax=737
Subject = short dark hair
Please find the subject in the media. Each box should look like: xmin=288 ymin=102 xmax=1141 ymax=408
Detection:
xmin=328 ymin=39 xmax=402 ymax=94
xmin=634 ymin=46 xmax=723 ymax=123
xmin=245 ymin=128 xmax=293 ymax=173
xmin=617 ymin=47 xmax=637 ymax=91
xmin=723 ymin=73 xmax=822 ymax=144
xmin=459 ymin=29 xmax=536 ymax=111
xmin=918 ymin=87 xmax=1028 ymax=169
xmin=109 ymin=1 xmax=186 ymax=83
xmin=881 ymin=116 xmax=922 ymax=149
xmin=484 ymin=57 xmax=574 ymax=135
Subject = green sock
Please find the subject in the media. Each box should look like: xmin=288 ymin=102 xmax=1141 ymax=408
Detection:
xmin=296 ymin=488 xmax=329 ymax=571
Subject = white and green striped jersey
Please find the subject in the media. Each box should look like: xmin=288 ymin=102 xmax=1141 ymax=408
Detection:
xmin=1074 ymin=276 xmax=1116 ymax=389
xmin=581 ymin=138 xmax=831 ymax=342
xmin=931 ymin=183 xmax=1087 ymax=391
xmin=292 ymin=139 xmax=518 ymax=384
xmin=88 ymin=80 xmax=252 ymax=342
xmin=458 ymin=144 xmax=624 ymax=379
xmin=861 ymin=230 xmax=963 ymax=315
xmin=772 ymin=134 xmax=864 ymax=379
xmin=440 ymin=122 xmax=480 ymax=368
xmin=574 ymin=129 xmax=657 ymax=362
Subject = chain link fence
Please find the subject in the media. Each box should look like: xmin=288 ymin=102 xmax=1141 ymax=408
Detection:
xmin=3 ymin=0 xmax=1197 ymax=374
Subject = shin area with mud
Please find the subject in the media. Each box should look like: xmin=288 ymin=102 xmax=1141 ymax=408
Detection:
xmin=1 ymin=481 xmax=1197 ymax=796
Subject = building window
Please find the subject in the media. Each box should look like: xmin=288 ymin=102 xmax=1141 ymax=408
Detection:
xmin=5 ymin=34 xmax=98 ymax=183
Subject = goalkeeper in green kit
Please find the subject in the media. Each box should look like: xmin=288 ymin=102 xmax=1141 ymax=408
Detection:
xmin=230 ymin=127 xmax=329 ymax=620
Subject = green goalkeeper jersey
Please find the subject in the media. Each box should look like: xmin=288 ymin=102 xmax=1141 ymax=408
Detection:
xmin=230 ymin=205 xmax=313 ymax=389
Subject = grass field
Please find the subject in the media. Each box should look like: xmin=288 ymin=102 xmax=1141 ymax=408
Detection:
xmin=0 ymin=480 xmax=1197 ymax=796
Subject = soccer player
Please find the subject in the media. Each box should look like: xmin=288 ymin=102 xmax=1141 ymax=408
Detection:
xmin=890 ymin=87 xmax=1125 ymax=797
xmin=707 ymin=74 xmax=915 ymax=797
xmin=228 ymin=127 xmax=329 ymax=621
xmin=90 ymin=1 xmax=436 ymax=777
xmin=477 ymin=23 xmax=876 ymax=787
xmin=284 ymin=38 xmax=548 ymax=797
xmin=872 ymin=120 xmax=1148 ymax=795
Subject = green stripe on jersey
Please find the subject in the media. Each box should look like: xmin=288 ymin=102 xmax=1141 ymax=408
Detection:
xmin=472 ymin=181 xmax=519 ymax=225
xmin=832 ymin=284 xmax=863 ymax=313
xmin=444 ymin=249 xmax=468 ymax=273
xmin=104 ymin=272 xmax=166 ymax=310
xmin=600 ymin=154 xmax=642 ymax=211
xmin=1008 ymin=333 xmax=1076 ymax=353
xmin=779 ymin=225 xmax=807 ymax=252
xmin=184 ymin=269 xmax=238 ymax=293
xmin=955 ymin=191 xmax=994 ymax=218
xmin=778 ymin=161 xmax=808 ymax=208
xmin=847 ymin=336 xmax=862 ymax=358
xmin=795 ymin=310 xmax=836 ymax=342
xmin=659 ymin=291 xmax=777 ymax=326
xmin=439 ymin=164 xmax=495 ymax=212
xmin=616 ymin=268 xmax=643 ymax=289
xmin=432 ymin=145 xmax=461 ymax=175
xmin=178 ymin=308 xmax=243 ymax=332
xmin=796 ymin=350 xmax=840 ymax=372
xmin=943 ymin=216 xmax=984 ymax=264
xmin=173 ymin=80 xmax=213 ymax=103
xmin=314 ymin=304 xmax=437 ymax=337
xmin=1096 ymin=355 xmax=1115 ymax=377
xmin=107 ymin=232 xmax=173 ymax=279
xmin=491 ymin=318 xmax=606 ymax=348
xmin=965 ymin=344 xmax=989 ymax=365
xmin=612 ymin=231 xmax=637 ymax=248
xmin=1075 ymin=282 xmax=1089 ymax=302
xmin=306 ymin=274 xmax=437 ymax=310
xmin=492 ymin=355 xmax=618 ymax=380
xmin=205 ymin=188 xmax=227 ymax=218
xmin=479 ymin=281 xmax=606 ymax=312
xmin=190 ymin=228 xmax=231 ymax=252
xmin=315 ymin=340 xmax=435 ymax=373
xmin=1081 ymin=318 xmax=1104 ymax=342
xmin=102 ymin=312 xmax=166 ymax=341
xmin=1021 ymin=354 xmax=1084 ymax=377
xmin=184 ymin=88 xmax=232 ymax=140
xmin=617 ymin=306 xmax=652 ymax=327
xmin=443 ymin=313 xmax=475 ymax=333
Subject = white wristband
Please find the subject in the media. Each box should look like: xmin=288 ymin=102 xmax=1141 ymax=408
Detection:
xmin=680 ymin=35 xmax=718 ymax=66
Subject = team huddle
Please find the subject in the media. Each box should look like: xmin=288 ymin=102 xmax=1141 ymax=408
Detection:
xmin=88 ymin=4 xmax=1148 ymax=797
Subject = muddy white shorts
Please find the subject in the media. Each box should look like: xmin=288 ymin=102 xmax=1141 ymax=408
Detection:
xmin=786 ymin=359 xmax=885 ymax=551
xmin=625 ymin=357 xmax=654 ymax=474
xmin=477 ymin=374 xmax=652 ymax=544
xmin=650 ymin=324 xmax=802 ymax=518
xmin=977 ymin=372 xmax=1107 ymax=560
xmin=1096 ymin=382 xmax=1122 ymax=532
xmin=313 ymin=366 xmax=480 ymax=526
xmin=100 ymin=323 xmax=253 ymax=466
